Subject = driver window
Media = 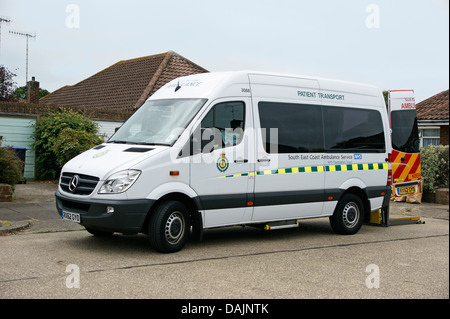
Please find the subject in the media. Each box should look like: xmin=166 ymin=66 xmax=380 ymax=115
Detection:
xmin=201 ymin=101 xmax=245 ymax=152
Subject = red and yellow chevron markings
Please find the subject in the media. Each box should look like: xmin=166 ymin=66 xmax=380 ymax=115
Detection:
xmin=391 ymin=150 xmax=421 ymax=184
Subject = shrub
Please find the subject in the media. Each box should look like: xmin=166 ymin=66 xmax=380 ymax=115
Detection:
xmin=53 ymin=127 xmax=104 ymax=166
xmin=31 ymin=108 xmax=105 ymax=180
xmin=420 ymin=145 xmax=449 ymax=193
xmin=435 ymin=145 xmax=449 ymax=188
xmin=0 ymin=142 xmax=25 ymax=187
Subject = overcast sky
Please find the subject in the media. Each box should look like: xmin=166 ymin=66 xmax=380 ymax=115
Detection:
xmin=1 ymin=0 xmax=448 ymax=102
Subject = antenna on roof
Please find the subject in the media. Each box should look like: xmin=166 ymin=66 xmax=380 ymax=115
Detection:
xmin=0 ymin=17 xmax=12 ymax=55
xmin=175 ymin=80 xmax=182 ymax=92
xmin=9 ymin=29 xmax=36 ymax=84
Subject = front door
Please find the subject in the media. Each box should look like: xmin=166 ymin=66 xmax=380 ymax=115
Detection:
xmin=190 ymin=98 xmax=254 ymax=228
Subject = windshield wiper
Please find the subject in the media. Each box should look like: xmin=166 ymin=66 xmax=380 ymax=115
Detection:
xmin=107 ymin=140 xmax=130 ymax=144
xmin=136 ymin=142 xmax=171 ymax=146
xmin=107 ymin=141 xmax=171 ymax=146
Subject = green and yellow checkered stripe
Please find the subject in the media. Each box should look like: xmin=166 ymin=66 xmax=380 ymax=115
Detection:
xmin=219 ymin=163 xmax=388 ymax=178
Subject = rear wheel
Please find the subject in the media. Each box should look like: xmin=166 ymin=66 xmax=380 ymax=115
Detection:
xmin=148 ymin=200 xmax=190 ymax=253
xmin=329 ymin=193 xmax=364 ymax=235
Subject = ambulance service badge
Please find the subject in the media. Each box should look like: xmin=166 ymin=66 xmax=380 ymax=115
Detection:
xmin=216 ymin=153 xmax=229 ymax=173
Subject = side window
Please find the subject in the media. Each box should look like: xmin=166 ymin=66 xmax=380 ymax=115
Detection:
xmin=323 ymin=106 xmax=385 ymax=152
xmin=200 ymin=101 xmax=245 ymax=152
xmin=258 ymin=102 xmax=324 ymax=153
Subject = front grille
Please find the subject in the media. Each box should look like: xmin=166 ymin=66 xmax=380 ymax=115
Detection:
xmin=60 ymin=199 xmax=90 ymax=213
xmin=60 ymin=172 xmax=100 ymax=195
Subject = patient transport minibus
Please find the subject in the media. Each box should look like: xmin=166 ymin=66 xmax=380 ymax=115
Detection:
xmin=56 ymin=71 xmax=392 ymax=253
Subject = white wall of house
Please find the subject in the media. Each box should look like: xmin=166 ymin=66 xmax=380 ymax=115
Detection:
xmin=94 ymin=120 xmax=124 ymax=140
xmin=0 ymin=115 xmax=36 ymax=180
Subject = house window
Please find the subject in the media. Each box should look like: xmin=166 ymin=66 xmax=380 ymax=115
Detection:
xmin=420 ymin=128 xmax=440 ymax=147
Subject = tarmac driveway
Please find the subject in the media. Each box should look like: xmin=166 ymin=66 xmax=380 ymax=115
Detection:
xmin=0 ymin=182 xmax=448 ymax=301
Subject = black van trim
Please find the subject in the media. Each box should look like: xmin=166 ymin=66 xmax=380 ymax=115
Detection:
xmin=195 ymin=186 xmax=388 ymax=210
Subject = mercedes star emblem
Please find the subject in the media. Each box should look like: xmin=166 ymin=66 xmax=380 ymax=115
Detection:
xmin=68 ymin=175 xmax=80 ymax=192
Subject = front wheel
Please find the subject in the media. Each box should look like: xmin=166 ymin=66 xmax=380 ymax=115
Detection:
xmin=329 ymin=193 xmax=364 ymax=235
xmin=148 ymin=201 xmax=190 ymax=253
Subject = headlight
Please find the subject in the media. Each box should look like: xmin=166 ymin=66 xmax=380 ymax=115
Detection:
xmin=98 ymin=170 xmax=141 ymax=194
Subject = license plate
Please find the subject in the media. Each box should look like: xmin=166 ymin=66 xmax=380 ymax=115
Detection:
xmin=62 ymin=211 xmax=81 ymax=223
xmin=398 ymin=185 xmax=416 ymax=195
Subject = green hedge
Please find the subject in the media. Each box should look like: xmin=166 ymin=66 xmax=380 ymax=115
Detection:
xmin=0 ymin=142 xmax=25 ymax=187
xmin=31 ymin=108 xmax=105 ymax=180
xmin=420 ymin=145 xmax=449 ymax=193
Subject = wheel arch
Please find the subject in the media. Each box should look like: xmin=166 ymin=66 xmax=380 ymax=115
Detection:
xmin=339 ymin=186 xmax=371 ymax=223
xmin=141 ymin=192 xmax=202 ymax=237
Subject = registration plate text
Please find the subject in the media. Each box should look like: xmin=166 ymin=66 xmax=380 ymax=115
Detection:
xmin=62 ymin=211 xmax=81 ymax=223
xmin=398 ymin=186 xmax=416 ymax=195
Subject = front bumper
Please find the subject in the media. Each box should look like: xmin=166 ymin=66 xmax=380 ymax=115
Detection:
xmin=55 ymin=190 xmax=155 ymax=234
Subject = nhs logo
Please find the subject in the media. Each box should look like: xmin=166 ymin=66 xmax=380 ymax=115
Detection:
xmin=354 ymin=154 xmax=362 ymax=160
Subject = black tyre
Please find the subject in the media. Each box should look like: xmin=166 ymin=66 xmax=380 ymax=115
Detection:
xmin=329 ymin=193 xmax=364 ymax=235
xmin=148 ymin=201 xmax=190 ymax=253
xmin=85 ymin=226 xmax=113 ymax=237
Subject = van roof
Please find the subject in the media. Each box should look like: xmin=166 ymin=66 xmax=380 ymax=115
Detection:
xmin=149 ymin=71 xmax=382 ymax=103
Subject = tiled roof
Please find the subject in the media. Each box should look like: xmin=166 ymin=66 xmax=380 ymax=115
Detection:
xmin=416 ymin=89 xmax=449 ymax=121
xmin=40 ymin=51 xmax=208 ymax=111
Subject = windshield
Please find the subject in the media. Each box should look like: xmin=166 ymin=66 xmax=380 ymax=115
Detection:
xmin=391 ymin=110 xmax=420 ymax=153
xmin=108 ymin=99 xmax=207 ymax=146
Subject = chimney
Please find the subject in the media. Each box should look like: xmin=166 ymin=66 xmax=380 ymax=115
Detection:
xmin=27 ymin=76 xmax=40 ymax=104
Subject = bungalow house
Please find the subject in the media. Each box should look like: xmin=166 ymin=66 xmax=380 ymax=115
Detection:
xmin=416 ymin=89 xmax=449 ymax=147
xmin=41 ymin=51 xmax=207 ymax=112
xmin=0 ymin=51 xmax=208 ymax=179
xmin=40 ymin=50 xmax=208 ymax=137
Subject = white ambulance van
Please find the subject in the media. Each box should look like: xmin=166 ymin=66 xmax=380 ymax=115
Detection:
xmin=56 ymin=71 xmax=392 ymax=253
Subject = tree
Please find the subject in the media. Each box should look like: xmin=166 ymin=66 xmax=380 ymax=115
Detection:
xmin=0 ymin=65 xmax=18 ymax=101
xmin=13 ymin=86 xmax=50 ymax=100
xmin=382 ymin=90 xmax=389 ymax=110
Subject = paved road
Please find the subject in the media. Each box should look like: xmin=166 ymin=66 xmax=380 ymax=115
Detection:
xmin=1 ymin=216 xmax=448 ymax=299
xmin=0 ymin=182 xmax=448 ymax=302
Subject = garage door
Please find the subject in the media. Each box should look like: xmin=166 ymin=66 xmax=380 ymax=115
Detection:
xmin=0 ymin=116 xmax=36 ymax=180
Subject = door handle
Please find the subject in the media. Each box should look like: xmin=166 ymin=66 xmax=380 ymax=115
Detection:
xmin=257 ymin=158 xmax=271 ymax=162
xmin=234 ymin=159 xmax=248 ymax=163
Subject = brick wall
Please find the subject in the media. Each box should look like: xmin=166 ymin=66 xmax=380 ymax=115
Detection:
xmin=0 ymin=184 xmax=13 ymax=202
xmin=436 ymin=188 xmax=449 ymax=205
xmin=26 ymin=77 xmax=40 ymax=104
